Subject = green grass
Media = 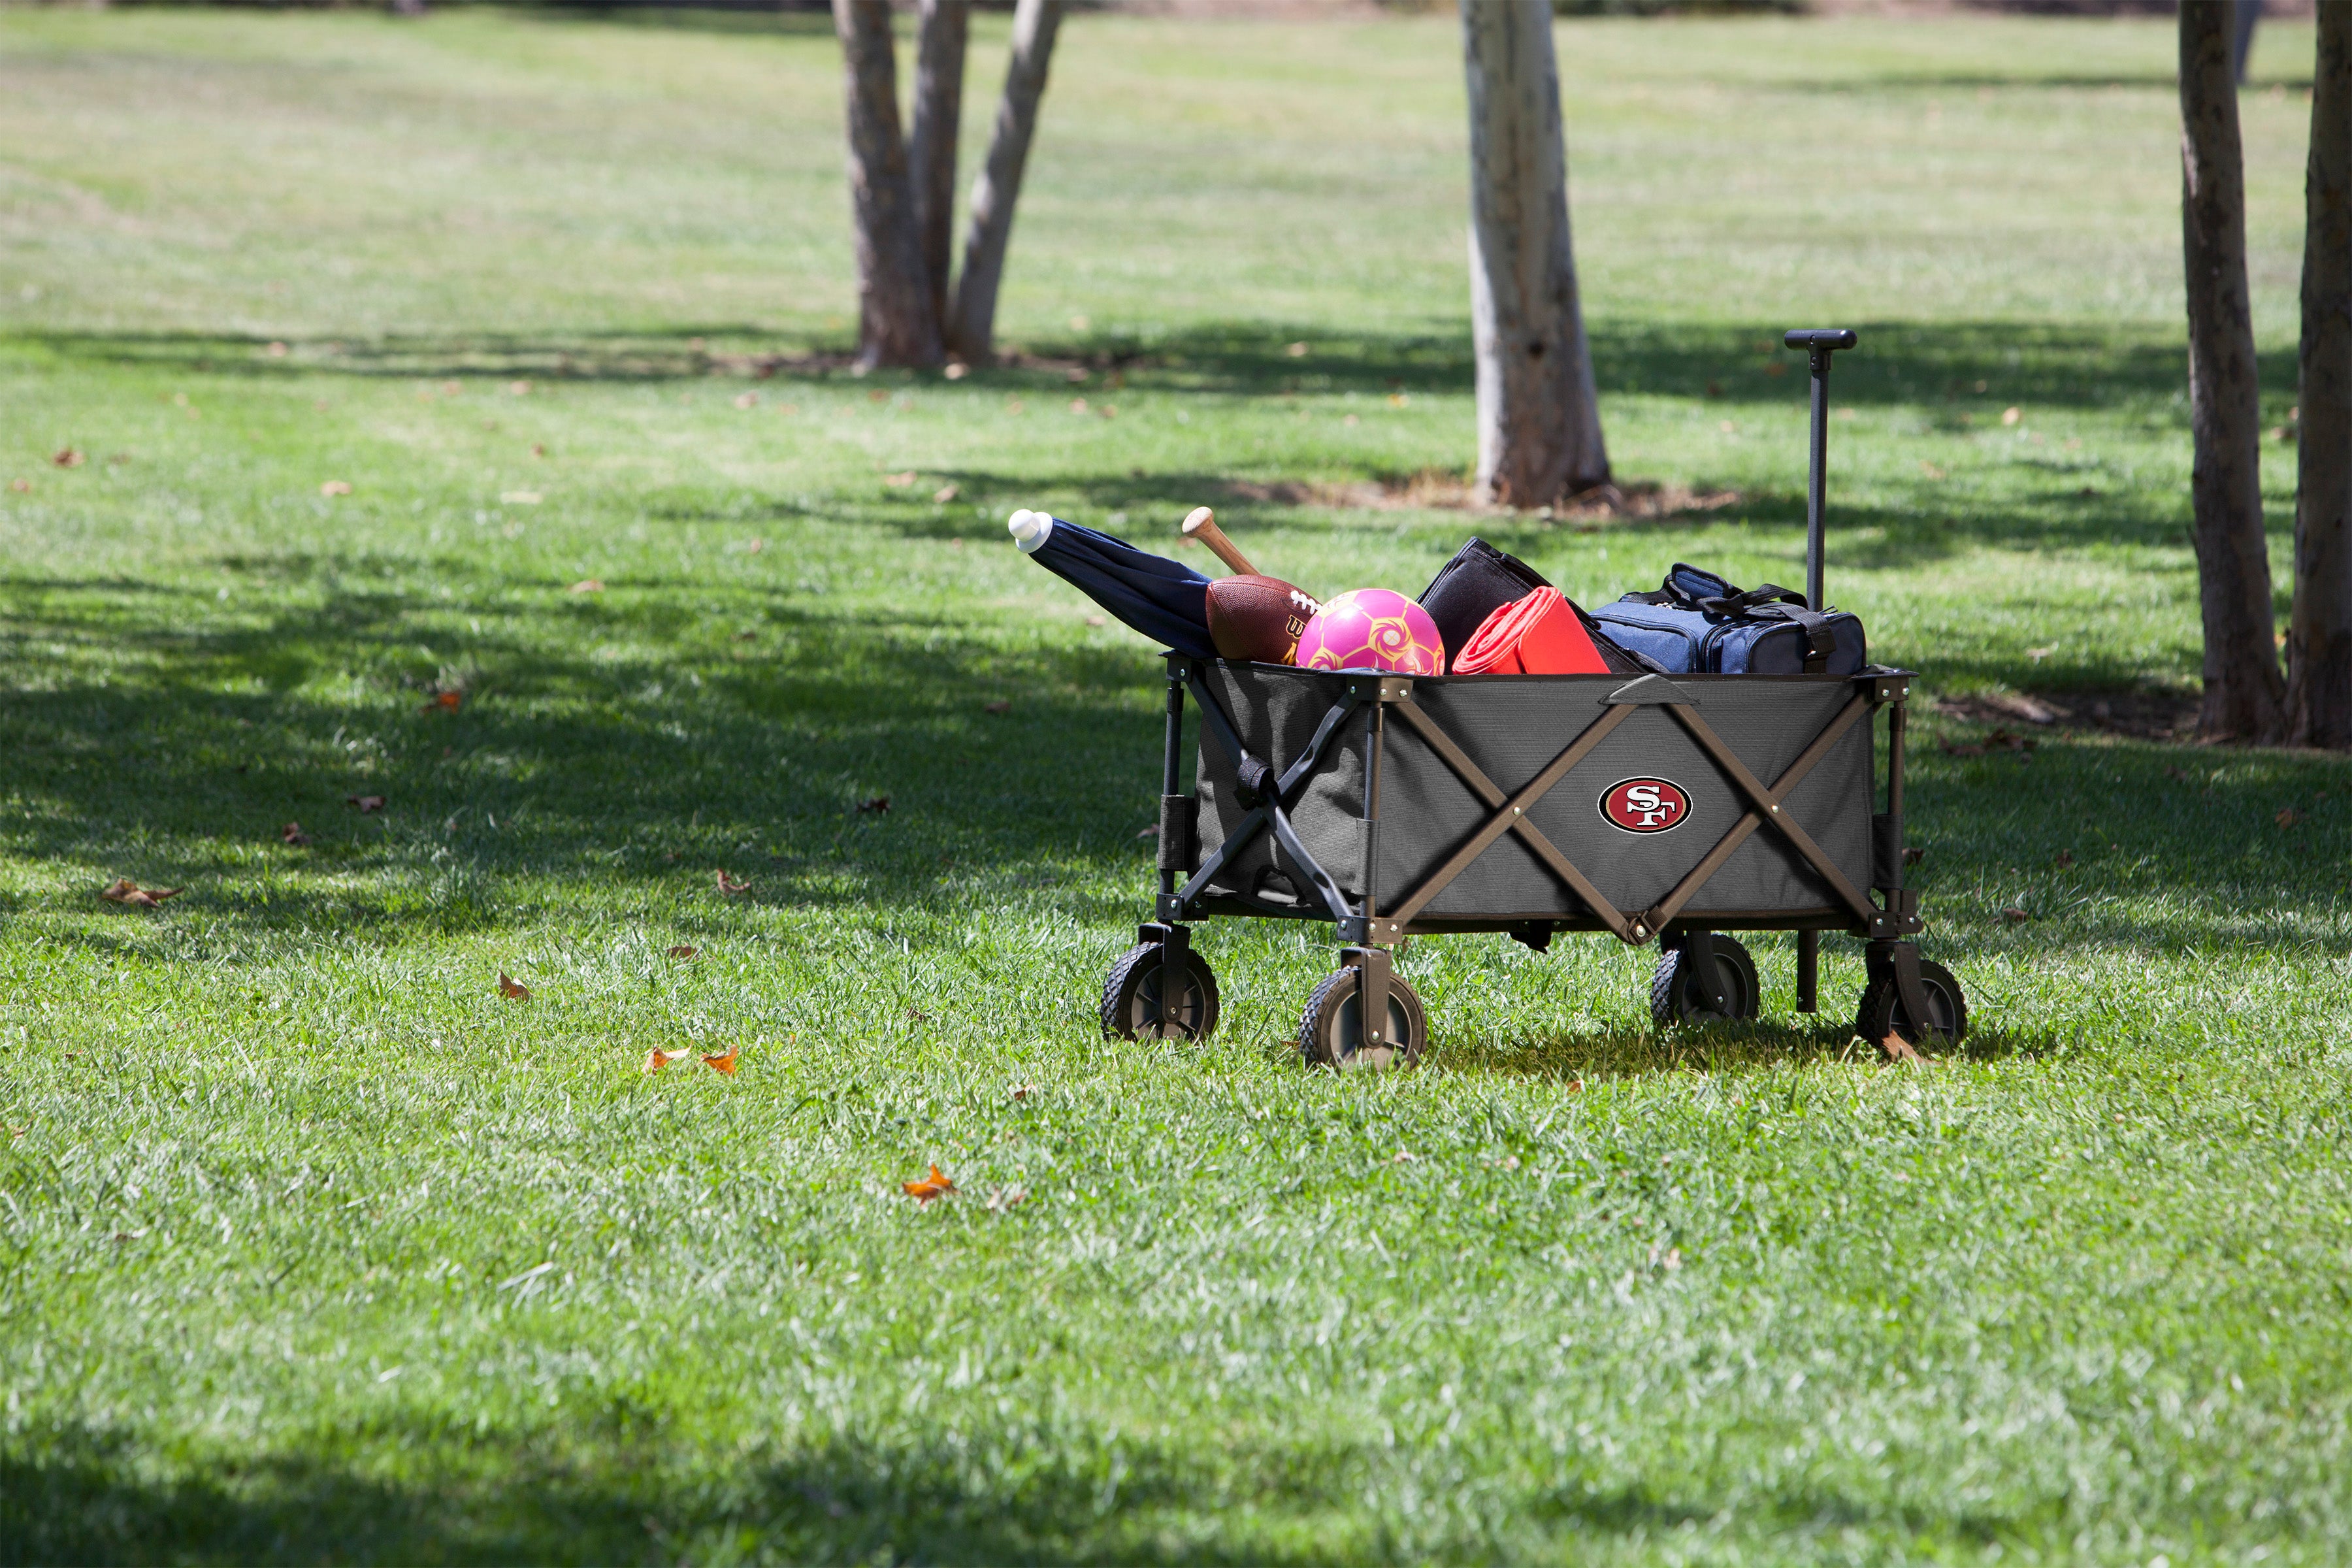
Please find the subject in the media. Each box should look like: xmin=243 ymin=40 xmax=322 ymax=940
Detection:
xmin=4 ymin=7 xmax=2351 ymax=1563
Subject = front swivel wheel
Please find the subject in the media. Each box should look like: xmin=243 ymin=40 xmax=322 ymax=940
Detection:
xmin=1299 ymin=965 xmax=1426 ymax=1071
xmin=1101 ymin=943 xmax=1221 ymax=1042
xmin=1854 ymin=957 xmax=1968 ymax=1051
xmin=1650 ymin=936 xmax=1761 ymax=1026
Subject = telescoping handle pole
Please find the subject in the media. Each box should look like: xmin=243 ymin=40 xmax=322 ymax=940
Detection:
xmin=1784 ymin=329 xmax=1857 ymax=612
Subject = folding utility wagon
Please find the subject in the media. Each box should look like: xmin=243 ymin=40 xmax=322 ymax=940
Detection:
xmin=1096 ymin=329 xmax=1970 ymax=1067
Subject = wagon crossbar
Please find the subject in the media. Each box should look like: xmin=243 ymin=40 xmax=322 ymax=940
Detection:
xmin=1376 ymin=680 xmax=1877 ymax=947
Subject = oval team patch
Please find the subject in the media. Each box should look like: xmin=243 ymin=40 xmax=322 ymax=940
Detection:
xmin=1599 ymin=777 xmax=1691 ymax=834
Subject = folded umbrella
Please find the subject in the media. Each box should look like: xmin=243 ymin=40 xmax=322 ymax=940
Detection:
xmin=1008 ymin=510 xmax=1217 ymax=659
xmin=1452 ymin=586 xmax=1613 ymax=676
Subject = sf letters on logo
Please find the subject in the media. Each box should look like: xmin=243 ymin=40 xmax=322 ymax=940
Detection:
xmin=1600 ymin=777 xmax=1690 ymax=834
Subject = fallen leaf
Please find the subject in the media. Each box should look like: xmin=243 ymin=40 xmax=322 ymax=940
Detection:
xmin=1392 ymin=1149 xmax=1418 ymax=1164
xmin=1009 ymin=1083 xmax=1036 ymax=1100
xmin=2001 ymin=907 xmax=2031 ymax=925
xmin=319 ymin=479 xmax=351 ymax=496
xmin=531 ymin=443 xmax=546 ymax=457
xmin=943 ymin=362 xmax=968 ymax=380
xmin=1705 ymin=380 xmax=1723 ymax=398
xmin=280 ymin=821 xmax=312 ymax=845
xmin=568 ymin=579 xmax=604 ymax=594
xmin=2055 ymin=850 xmax=2075 ymax=868
xmin=1939 ymin=740 xmax=1986 ymax=758
xmin=2277 ymin=806 xmax=2304 ymax=828
xmin=1284 ymin=341 xmax=1309 ymax=357
xmin=2002 ymin=406 xmax=2023 ymax=426
xmin=1136 ymin=826 xmax=1158 ymax=839
xmin=423 ymin=691 xmax=463 ymax=713
xmin=8 ymin=479 xmax=28 ymax=493
xmin=1901 ymin=846 xmax=1925 ymax=867
xmin=715 ymin=870 xmax=751 ymax=896
xmin=53 ymin=448 xmax=85 ymax=468
xmin=2027 ymin=645 xmax=2056 ymax=662
xmin=1066 ymin=367 xmax=1090 ymax=384
xmin=266 ymin=340 xmax=289 ymax=357
xmin=1762 ymin=361 xmax=1787 ymax=377
xmin=98 ymin=877 xmax=183 ymax=909
xmin=500 ymin=490 xmax=542 ymax=505
xmin=903 ymin=1163 xmax=957 ymax=1203
xmin=867 ymin=389 xmax=889 ymax=404
xmin=1085 ymin=614 xmax=1106 ymax=627
xmin=932 ymin=482 xmax=960 ymax=504
xmin=508 ymin=380 xmax=531 ymax=396
xmin=883 ymin=470 xmax=917 ymax=487
xmin=1098 ymin=404 xmax=1117 ymax=419
xmin=346 ymin=794 xmax=385 ymax=813
xmin=666 ymin=944 xmax=699 ymax=960
xmin=983 ymin=699 xmax=1011 ymax=715
xmin=733 ymin=392 xmax=759 ymax=410
xmin=1919 ymin=461 xmax=1946 ymax=480
xmin=1879 ymin=1030 xmax=1923 ymax=1063
xmin=1388 ymin=393 xmax=1411 ymax=409
xmin=1068 ymin=398 xmax=1088 ymax=415
xmin=702 ymin=1047 xmax=740 ymax=1074
xmin=985 ymin=1185 xmax=1028 ymax=1211
xmin=498 ymin=972 xmax=531 ymax=999
xmin=857 ymin=796 xmax=890 ymax=814
xmin=643 ymin=1047 xmax=692 ymax=1073
xmin=746 ymin=538 xmax=764 ymax=554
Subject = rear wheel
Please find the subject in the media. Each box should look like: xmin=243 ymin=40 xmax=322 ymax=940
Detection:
xmin=1100 ymin=943 xmax=1220 ymax=1043
xmin=1650 ymin=936 xmax=1761 ymax=1026
xmin=1854 ymin=957 xmax=1968 ymax=1051
xmin=1299 ymin=965 xmax=1426 ymax=1071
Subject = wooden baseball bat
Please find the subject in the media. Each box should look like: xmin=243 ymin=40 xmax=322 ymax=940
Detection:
xmin=1181 ymin=506 xmax=1259 ymax=577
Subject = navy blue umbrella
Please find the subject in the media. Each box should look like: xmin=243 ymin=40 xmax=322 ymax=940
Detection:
xmin=1009 ymin=510 xmax=1216 ymax=660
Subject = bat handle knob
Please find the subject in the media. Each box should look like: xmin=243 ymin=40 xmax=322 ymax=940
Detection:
xmin=1007 ymin=508 xmax=1053 ymax=553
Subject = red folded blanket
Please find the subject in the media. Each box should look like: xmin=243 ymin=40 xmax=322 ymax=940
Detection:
xmin=1452 ymin=587 xmax=1613 ymax=676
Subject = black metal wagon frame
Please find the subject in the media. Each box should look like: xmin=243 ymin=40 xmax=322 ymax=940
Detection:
xmin=1096 ymin=329 xmax=1970 ymax=1066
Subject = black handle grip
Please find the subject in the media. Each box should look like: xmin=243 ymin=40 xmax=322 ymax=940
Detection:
xmin=1784 ymin=328 xmax=1857 ymax=353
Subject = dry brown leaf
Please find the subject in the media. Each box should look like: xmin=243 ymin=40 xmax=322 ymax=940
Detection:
xmin=746 ymin=538 xmax=764 ymax=554
xmin=98 ymin=877 xmax=182 ymax=909
xmin=265 ymin=340 xmax=289 ymax=358
xmin=644 ymin=1047 xmax=692 ymax=1073
xmin=715 ymin=870 xmax=751 ymax=896
xmin=1067 ymin=398 xmax=1088 ymax=416
xmin=2001 ymin=406 xmax=2023 ymax=426
xmin=319 ymin=480 xmax=351 ymax=497
xmin=1939 ymin=740 xmax=1985 ymax=759
xmin=1919 ymin=461 xmax=1946 ymax=480
xmin=423 ymin=691 xmax=462 ymax=713
xmin=568 ymin=580 xmax=604 ymax=594
xmin=666 ymin=944 xmax=698 ymax=960
xmin=983 ymin=699 xmax=1011 ymax=715
xmin=1392 ymin=1149 xmax=1418 ymax=1164
xmin=932 ymin=483 xmax=960 ymax=504
xmin=1879 ymin=1031 xmax=1923 ymax=1064
xmin=508 ymin=380 xmax=531 ymax=396
xmin=1008 ymin=1083 xmax=1036 ymax=1101
xmin=280 ymin=822 xmax=312 ymax=845
xmin=498 ymin=972 xmax=531 ymax=1000
xmin=531 ymin=442 xmax=546 ymax=457
xmin=903 ymin=1163 xmax=956 ymax=1203
xmin=857 ymin=796 xmax=890 ymax=814
xmin=883 ymin=470 xmax=917 ymax=487
xmin=2055 ymin=850 xmax=2075 ymax=868
xmin=8 ymin=479 xmax=28 ymax=493
xmin=1387 ymin=392 xmax=1409 ymax=408
xmin=1901 ymin=846 xmax=1925 ymax=867
xmin=702 ymin=1047 xmax=739 ymax=1075
xmin=943 ymin=363 xmax=968 ymax=381
xmin=2277 ymin=806 xmax=2305 ymax=828
xmin=53 ymin=448 xmax=85 ymax=468
xmin=985 ymin=1185 xmax=1028 ymax=1212
xmin=2001 ymin=907 xmax=2031 ymax=925
xmin=346 ymin=794 xmax=385 ymax=813
xmin=732 ymin=392 xmax=759 ymax=410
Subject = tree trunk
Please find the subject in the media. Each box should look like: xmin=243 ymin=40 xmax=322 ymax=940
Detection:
xmin=947 ymin=0 xmax=1063 ymax=365
xmin=909 ymin=0 xmax=968 ymax=334
xmin=2181 ymin=2 xmax=2285 ymax=742
xmin=1460 ymin=0 xmax=1608 ymax=510
xmin=834 ymin=0 xmax=940 ymax=369
xmin=2289 ymin=3 xmax=2352 ymax=747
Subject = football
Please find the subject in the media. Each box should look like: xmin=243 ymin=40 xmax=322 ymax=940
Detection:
xmin=1206 ymin=574 xmax=1319 ymax=664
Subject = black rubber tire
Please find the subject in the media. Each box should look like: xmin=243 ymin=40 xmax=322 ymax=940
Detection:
xmin=1650 ymin=936 xmax=1761 ymax=1026
xmin=1100 ymin=943 xmax=1220 ymax=1043
xmin=1298 ymin=964 xmax=1426 ymax=1071
xmin=1854 ymin=957 xmax=1968 ymax=1050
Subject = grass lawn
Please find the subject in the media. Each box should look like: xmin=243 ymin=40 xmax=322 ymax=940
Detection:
xmin=5 ymin=7 xmax=2352 ymax=1563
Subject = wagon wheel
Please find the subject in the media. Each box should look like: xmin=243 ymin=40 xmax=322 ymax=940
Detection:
xmin=1854 ymin=958 xmax=1968 ymax=1051
xmin=1650 ymin=936 xmax=1761 ymax=1026
xmin=1100 ymin=943 xmax=1220 ymax=1043
xmin=1299 ymin=966 xmax=1426 ymax=1071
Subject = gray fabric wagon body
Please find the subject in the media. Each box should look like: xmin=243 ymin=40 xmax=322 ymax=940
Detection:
xmin=1183 ymin=663 xmax=1876 ymax=934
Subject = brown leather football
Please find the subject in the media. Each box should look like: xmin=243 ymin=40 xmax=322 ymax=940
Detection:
xmin=1206 ymin=575 xmax=1320 ymax=664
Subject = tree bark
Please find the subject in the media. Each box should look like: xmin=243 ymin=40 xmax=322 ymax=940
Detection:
xmin=909 ymin=0 xmax=968 ymax=335
xmin=947 ymin=0 xmax=1063 ymax=365
xmin=834 ymin=0 xmax=941 ymax=369
xmin=2180 ymin=2 xmax=2285 ymax=742
xmin=2289 ymin=3 xmax=2352 ymax=747
xmin=1460 ymin=0 xmax=1608 ymax=510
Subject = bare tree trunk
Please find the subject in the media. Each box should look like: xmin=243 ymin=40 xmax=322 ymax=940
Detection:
xmin=947 ymin=0 xmax=1063 ymax=365
xmin=834 ymin=0 xmax=941 ymax=369
xmin=2181 ymin=2 xmax=2285 ymax=742
xmin=1460 ymin=0 xmax=1608 ymax=510
xmin=909 ymin=0 xmax=968 ymax=334
xmin=2289 ymin=3 xmax=2352 ymax=747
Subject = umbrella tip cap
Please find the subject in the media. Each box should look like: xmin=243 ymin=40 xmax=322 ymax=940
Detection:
xmin=1007 ymin=509 xmax=1053 ymax=553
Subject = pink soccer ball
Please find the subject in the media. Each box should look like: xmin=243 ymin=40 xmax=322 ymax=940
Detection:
xmin=1294 ymin=588 xmax=1446 ymax=676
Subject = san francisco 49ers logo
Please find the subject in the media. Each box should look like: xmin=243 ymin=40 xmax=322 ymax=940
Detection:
xmin=1599 ymin=777 xmax=1690 ymax=834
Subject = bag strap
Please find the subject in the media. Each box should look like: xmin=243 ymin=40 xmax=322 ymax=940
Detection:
xmin=1737 ymin=602 xmax=1838 ymax=671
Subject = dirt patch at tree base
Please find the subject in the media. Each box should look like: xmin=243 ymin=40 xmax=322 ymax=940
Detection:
xmin=1218 ymin=472 xmax=1743 ymax=522
xmin=1933 ymin=687 xmax=2200 ymax=743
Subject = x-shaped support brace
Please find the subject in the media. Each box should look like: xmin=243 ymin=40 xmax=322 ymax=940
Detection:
xmin=1169 ymin=670 xmax=1363 ymax=928
xmin=1379 ymin=681 xmax=1877 ymax=947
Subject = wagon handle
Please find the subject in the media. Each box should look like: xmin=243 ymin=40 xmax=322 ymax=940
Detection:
xmin=1784 ymin=328 xmax=1856 ymax=613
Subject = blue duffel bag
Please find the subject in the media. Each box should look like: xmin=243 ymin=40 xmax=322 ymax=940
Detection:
xmin=1590 ymin=563 xmax=1867 ymax=676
